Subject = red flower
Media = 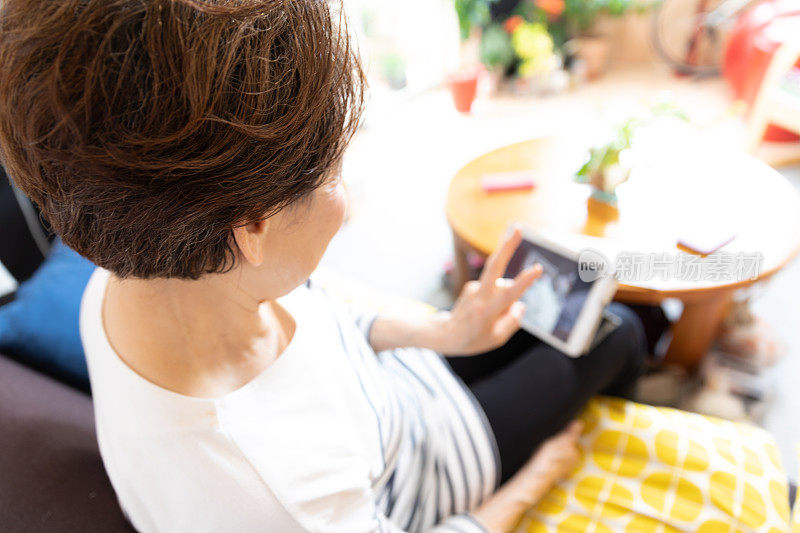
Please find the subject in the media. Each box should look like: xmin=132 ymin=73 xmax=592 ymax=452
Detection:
xmin=504 ymin=15 xmax=524 ymax=34
xmin=535 ymin=0 xmax=565 ymax=17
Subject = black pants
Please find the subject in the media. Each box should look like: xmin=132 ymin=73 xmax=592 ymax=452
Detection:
xmin=446 ymin=303 xmax=647 ymax=484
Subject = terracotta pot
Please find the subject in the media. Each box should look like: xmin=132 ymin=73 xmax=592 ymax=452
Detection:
xmin=572 ymin=35 xmax=612 ymax=80
xmin=447 ymin=69 xmax=479 ymax=113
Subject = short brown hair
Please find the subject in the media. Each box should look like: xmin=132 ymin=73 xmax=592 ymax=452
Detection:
xmin=0 ymin=0 xmax=365 ymax=279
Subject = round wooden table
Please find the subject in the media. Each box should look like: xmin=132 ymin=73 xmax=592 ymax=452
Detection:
xmin=446 ymin=136 xmax=800 ymax=370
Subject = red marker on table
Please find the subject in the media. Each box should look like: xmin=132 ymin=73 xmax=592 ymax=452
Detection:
xmin=480 ymin=171 xmax=536 ymax=193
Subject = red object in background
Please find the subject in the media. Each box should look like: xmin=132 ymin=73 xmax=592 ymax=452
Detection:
xmin=723 ymin=0 xmax=800 ymax=142
xmin=504 ymin=15 xmax=524 ymax=34
xmin=447 ymin=68 xmax=480 ymax=113
xmin=535 ymin=0 xmax=566 ymax=18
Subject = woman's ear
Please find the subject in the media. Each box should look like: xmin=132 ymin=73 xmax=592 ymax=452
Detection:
xmin=232 ymin=219 xmax=269 ymax=267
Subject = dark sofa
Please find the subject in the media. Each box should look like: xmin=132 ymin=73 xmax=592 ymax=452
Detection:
xmin=0 ymin=354 xmax=132 ymax=532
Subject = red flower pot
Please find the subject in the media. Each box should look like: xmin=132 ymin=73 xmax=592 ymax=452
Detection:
xmin=447 ymin=69 xmax=479 ymax=114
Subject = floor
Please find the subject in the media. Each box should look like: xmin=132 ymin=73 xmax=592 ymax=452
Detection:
xmin=321 ymin=65 xmax=800 ymax=477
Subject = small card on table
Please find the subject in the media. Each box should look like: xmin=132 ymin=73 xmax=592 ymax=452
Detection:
xmin=480 ymin=171 xmax=536 ymax=193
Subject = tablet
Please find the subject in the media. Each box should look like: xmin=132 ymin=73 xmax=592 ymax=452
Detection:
xmin=503 ymin=228 xmax=618 ymax=357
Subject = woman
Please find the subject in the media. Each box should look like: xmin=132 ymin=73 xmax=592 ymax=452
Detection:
xmin=0 ymin=1 xmax=645 ymax=531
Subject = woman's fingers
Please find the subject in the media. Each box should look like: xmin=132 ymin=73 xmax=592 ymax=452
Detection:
xmin=491 ymin=301 xmax=526 ymax=341
xmin=509 ymin=264 xmax=542 ymax=300
xmin=490 ymin=264 xmax=542 ymax=314
xmin=478 ymin=226 xmax=522 ymax=290
xmin=494 ymin=278 xmax=513 ymax=289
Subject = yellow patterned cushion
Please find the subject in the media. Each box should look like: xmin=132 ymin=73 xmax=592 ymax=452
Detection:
xmin=517 ymin=397 xmax=791 ymax=533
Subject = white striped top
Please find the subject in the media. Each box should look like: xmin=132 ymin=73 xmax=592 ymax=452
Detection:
xmin=81 ymin=269 xmax=499 ymax=533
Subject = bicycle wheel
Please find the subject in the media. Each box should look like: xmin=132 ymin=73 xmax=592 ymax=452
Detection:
xmin=652 ymin=0 xmax=726 ymax=77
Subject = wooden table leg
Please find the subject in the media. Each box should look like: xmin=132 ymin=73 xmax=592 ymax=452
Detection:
xmin=451 ymin=231 xmax=473 ymax=297
xmin=664 ymin=290 xmax=735 ymax=371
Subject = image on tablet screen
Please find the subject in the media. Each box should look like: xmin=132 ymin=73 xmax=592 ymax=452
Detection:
xmin=505 ymin=240 xmax=595 ymax=342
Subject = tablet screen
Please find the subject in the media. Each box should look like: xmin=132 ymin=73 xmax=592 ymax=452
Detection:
xmin=504 ymin=238 xmax=595 ymax=342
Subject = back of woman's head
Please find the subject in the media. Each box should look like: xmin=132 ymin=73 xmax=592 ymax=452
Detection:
xmin=0 ymin=0 xmax=365 ymax=279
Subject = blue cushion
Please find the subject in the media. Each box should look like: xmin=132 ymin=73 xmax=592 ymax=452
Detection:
xmin=0 ymin=239 xmax=95 ymax=390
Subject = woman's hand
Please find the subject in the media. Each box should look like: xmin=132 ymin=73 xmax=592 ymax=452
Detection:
xmin=429 ymin=227 xmax=542 ymax=356
xmin=472 ymin=421 xmax=583 ymax=533
xmin=366 ymin=226 xmax=541 ymax=355
xmin=514 ymin=421 xmax=583 ymax=494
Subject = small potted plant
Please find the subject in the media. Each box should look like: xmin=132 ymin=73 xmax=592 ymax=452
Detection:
xmin=575 ymin=118 xmax=635 ymax=205
xmin=576 ymin=103 xmax=689 ymax=204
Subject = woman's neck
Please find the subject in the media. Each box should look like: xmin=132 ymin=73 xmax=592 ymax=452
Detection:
xmin=102 ymin=272 xmax=296 ymax=398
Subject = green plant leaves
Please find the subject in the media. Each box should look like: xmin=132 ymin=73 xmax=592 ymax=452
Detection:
xmin=480 ymin=23 xmax=516 ymax=69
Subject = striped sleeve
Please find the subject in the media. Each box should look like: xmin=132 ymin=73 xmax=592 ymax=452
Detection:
xmin=306 ymin=278 xmax=378 ymax=342
xmin=347 ymin=303 xmax=378 ymax=343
